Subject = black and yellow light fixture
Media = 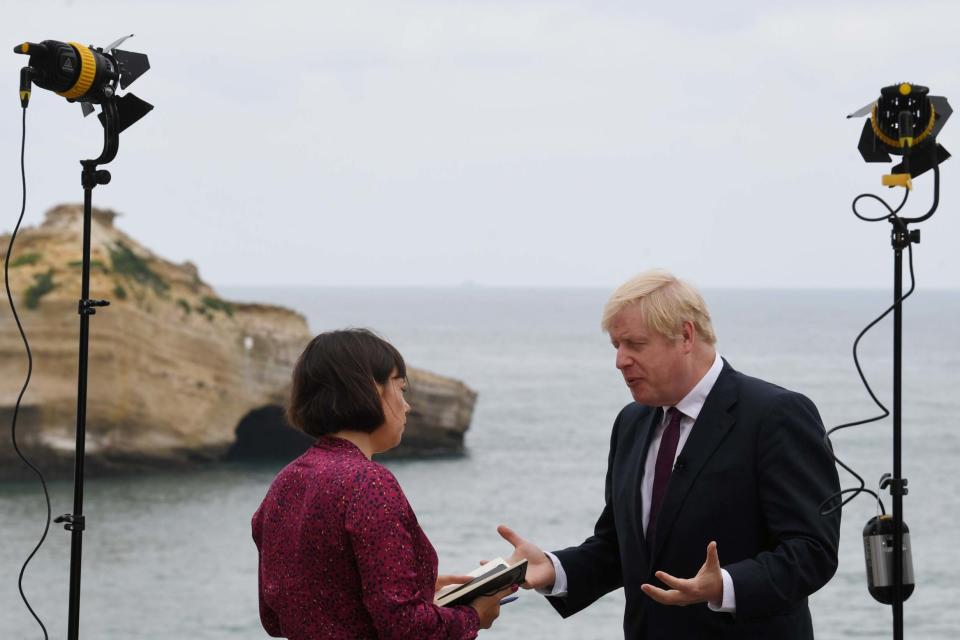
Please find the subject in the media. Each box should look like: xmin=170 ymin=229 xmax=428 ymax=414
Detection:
xmin=848 ymin=83 xmax=951 ymax=188
xmin=14 ymin=35 xmax=152 ymax=133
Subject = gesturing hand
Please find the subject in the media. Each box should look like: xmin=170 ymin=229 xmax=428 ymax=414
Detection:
xmin=640 ymin=541 xmax=724 ymax=607
xmin=496 ymin=524 xmax=557 ymax=591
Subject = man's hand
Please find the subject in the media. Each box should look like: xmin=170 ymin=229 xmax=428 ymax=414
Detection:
xmin=640 ymin=541 xmax=723 ymax=607
xmin=496 ymin=524 xmax=557 ymax=591
xmin=435 ymin=574 xmax=475 ymax=593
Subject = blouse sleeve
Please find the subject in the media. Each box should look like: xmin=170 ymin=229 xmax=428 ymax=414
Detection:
xmin=344 ymin=465 xmax=481 ymax=640
xmin=251 ymin=507 xmax=283 ymax=637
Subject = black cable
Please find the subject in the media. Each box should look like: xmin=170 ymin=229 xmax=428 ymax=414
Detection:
xmin=4 ymin=106 xmax=51 ymax=640
xmin=820 ymin=188 xmax=918 ymax=518
xmin=852 ymin=182 xmax=910 ymax=221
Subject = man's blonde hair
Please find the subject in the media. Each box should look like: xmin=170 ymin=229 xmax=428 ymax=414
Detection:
xmin=601 ymin=270 xmax=717 ymax=345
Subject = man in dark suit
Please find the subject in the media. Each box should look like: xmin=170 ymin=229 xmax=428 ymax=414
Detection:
xmin=499 ymin=270 xmax=841 ymax=639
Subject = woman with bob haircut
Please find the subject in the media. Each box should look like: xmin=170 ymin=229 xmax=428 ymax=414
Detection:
xmin=253 ymin=329 xmax=512 ymax=639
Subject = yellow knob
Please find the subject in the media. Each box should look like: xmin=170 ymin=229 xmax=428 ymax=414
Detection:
xmin=899 ymin=83 xmax=912 ymax=96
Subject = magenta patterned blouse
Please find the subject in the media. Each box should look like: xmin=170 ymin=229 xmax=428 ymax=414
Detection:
xmin=252 ymin=435 xmax=480 ymax=639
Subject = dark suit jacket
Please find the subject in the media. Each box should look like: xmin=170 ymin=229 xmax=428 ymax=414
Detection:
xmin=549 ymin=361 xmax=841 ymax=639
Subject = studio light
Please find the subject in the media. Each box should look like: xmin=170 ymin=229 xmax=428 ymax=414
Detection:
xmin=15 ymin=35 xmax=152 ymax=133
xmin=848 ymin=82 xmax=951 ymax=185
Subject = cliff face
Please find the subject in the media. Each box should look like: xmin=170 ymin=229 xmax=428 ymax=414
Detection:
xmin=0 ymin=205 xmax=476 ymax=476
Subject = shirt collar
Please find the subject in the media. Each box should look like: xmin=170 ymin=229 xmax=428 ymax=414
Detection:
xmin=314 ymin=434 xmax=366 ymax=457
xmin=666 ymin=351 xmax=723 ymax=421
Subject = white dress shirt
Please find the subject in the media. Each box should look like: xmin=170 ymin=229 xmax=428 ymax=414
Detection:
xmin=542 ymin=351 xmax=736 ymax=614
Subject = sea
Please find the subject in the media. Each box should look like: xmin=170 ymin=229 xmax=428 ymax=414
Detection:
xmin=2 ymin=287 xmax=958 ymax=639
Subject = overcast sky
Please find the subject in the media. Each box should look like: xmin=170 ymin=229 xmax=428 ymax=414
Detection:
xmin=2 ymin=0 xmax=958 ymax=288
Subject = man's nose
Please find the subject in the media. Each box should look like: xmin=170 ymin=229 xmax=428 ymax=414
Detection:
xmin=615 ymin=346 xmax=631 ymax=370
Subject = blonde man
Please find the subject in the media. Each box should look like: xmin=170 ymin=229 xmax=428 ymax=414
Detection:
xmin=500 ymin=270 xmax=840 ymax=639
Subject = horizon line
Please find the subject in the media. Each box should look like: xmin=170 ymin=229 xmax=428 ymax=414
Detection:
xmin=213 ymin=283 xmax=960 ymax=292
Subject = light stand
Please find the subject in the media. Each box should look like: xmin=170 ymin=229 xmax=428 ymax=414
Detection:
xmin=848 ymin=83 xmax=950 ymax=640
xmin=14 ymin=37 xmax=152 ymax=640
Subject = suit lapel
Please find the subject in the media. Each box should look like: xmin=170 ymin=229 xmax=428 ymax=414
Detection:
xmin=649 ymin=363 xmax=738 ymax=565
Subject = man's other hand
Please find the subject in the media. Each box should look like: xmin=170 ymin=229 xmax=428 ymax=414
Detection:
xmin=640 ymin=541 xmax=723 ymax=607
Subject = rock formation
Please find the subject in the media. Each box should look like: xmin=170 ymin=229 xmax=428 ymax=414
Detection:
xmin=0 ymin=205 xmax=476 ymax=477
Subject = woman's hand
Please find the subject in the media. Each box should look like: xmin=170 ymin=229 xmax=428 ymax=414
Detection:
xmin=469 ymin=585 xmax=518 ymax=630
xmin=435 ymin=574 xmax=474 ymax=593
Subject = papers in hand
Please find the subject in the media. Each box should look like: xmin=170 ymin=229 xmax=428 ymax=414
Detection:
xmin=434 ymin=557 xmax=528 ymax=607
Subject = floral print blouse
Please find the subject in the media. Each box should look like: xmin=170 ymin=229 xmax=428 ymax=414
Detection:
xmin=253 ymin=436 xmax=480 ymax=639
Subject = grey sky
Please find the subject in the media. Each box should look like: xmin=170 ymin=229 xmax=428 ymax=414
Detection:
xmin=2 ymin=0 xmax=958 ymax=288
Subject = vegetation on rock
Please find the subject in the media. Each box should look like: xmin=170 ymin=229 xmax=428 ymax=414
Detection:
xmin=201 ymin=296 xmax=234 ymax=317
xmin=108 ymin=241 xmax=168 ymax=295
xmin=24 ymin=269 xmax=56 ymax=309
xmin=68 ymin=259 xmax=110 ymax=273
xmin=10 ymin=252 xmax=42 ymax=267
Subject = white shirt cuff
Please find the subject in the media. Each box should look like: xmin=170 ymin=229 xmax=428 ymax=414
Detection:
xmin=707 ymin=568 xmax=736 ymax=613
xmin=536 ymin=551 xmax=568 ymax=597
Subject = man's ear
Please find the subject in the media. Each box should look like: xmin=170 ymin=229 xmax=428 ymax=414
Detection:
xmin=680 ymin=320 xmax=697 ymax=352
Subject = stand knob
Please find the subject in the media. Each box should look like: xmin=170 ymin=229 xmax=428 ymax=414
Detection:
xmin=54 ymin=514 xmax=86 ymax=532
xmin=80 ymin=166 xmax=111 ymax=188
xmin=79 ymin=299 xmax=111 ymax=315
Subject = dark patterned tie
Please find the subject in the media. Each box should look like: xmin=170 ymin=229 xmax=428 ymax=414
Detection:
xmin=646 ymin=407 xmax=683 ymax=545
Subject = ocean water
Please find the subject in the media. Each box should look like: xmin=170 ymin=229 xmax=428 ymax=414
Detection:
xmin=2 ymin=287 xmax=958 ymax=639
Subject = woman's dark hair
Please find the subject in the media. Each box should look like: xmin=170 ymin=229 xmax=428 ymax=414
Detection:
xmin=286 ymin=329 xmax=407 ymax=437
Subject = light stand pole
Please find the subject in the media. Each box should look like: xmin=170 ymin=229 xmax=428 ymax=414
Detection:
xmin=888 ymin=214 xmax=912 ymax=640
xmin=54 ymin=98 xmax=119 ymax=640
xmin=882 ymin=161 xmax=937 ymax=640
